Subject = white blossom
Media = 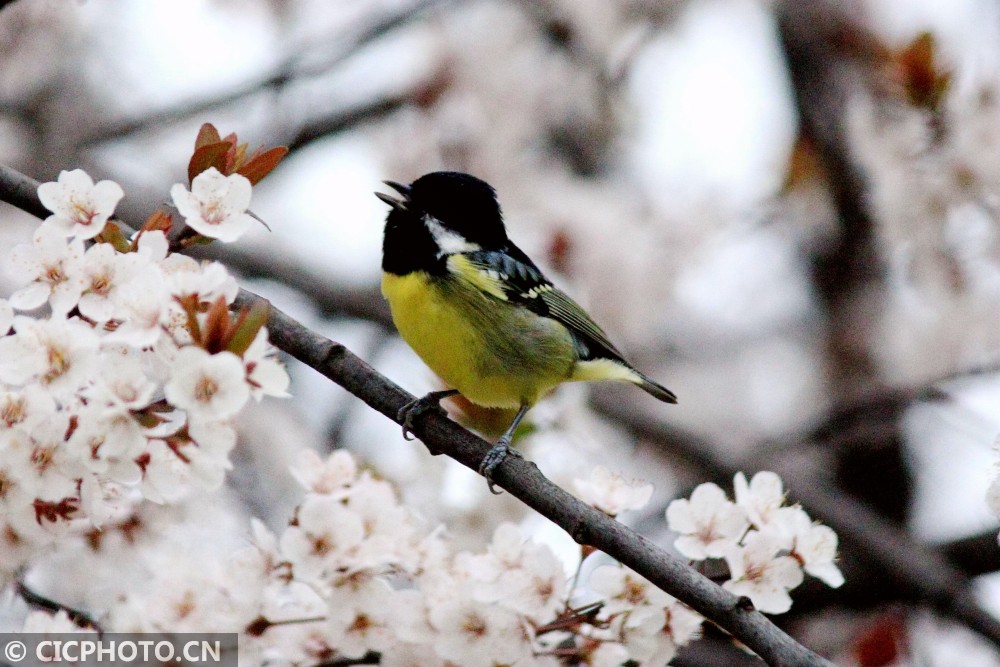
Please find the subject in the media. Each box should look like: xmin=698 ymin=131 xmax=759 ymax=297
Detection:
xmin=785 ymin=507 xmax=844 ymax=588
xmin=734 ymin=470 xmax=787 ymax=529
xmin=37 ymin=169 xmax=123 ymax=240
xmin=0 ymin=298 xmax=12 ymax=334
xmin=573 ymin=465 xmax=654 ymax=515
xmin=104 ymin=267 xmax=168 ymax=347
xmin=471 ymin=525 xmax=567 ymax=621
xmin=0 ymin=316 xmax=99 ymax=400
xmin=85 ymin=349 xmax=157 ymax=411
xmin=290 ymin=449 xmax=357 ymax=496
xmin=0 ymin=384 xmax=56 ymax=434
xmin=77 ymin=242 xmax=141 ymax=323
xmin=588 ymin=564 xmax=672 ymax=615
xmin=170 ymin=168 xmax=255 ymax=242
xmin=667 ymin=482 xmax=749 ymax=559
xmin=327 ymin=578 xmax=394 ymax=659
xmin=279 ymin=494 xmax=366 ymax=584
xmin=164 ymin=347 xmax=250 ymax=420
xmin=243 ymin=327 xmax=290 ymax=399
xmin=8 ymin=226 xmax=85 ymax=316
xmin=723 ymin=530 xmax=804 ymax=614
xmin=426 ymin=599 xmax=531 ymax=667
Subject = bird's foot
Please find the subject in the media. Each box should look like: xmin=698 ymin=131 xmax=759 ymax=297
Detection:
xmin=478 ymin=437 xmax=523 ymax=495
xmin=398 ymin=390 xmax=456 ymax=441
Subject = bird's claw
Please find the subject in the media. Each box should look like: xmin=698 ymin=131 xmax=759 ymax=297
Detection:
xmin=478 ymin=437 xmax=522 ymax=495
xmin=397 ymin=396 xmax=447 ymax=441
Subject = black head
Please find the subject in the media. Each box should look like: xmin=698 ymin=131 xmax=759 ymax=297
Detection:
xmin=377 ymin=172 xmax=509 ymax=275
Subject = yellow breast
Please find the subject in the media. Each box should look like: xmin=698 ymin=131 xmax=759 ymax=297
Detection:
xmin=381 ymin=270 xmax=575 ymax=408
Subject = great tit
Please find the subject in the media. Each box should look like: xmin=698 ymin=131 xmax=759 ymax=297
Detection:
xmin=377 ymin=171 xmax=675 ymax=492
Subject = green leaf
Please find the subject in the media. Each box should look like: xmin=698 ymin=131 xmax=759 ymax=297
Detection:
xmin=227 ymin=300 xmax=270 ymax=357
xmin=94 ymin=222 xmax=131 ymax=253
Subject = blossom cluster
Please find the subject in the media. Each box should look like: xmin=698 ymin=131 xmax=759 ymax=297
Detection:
xmin=0 ymin=167 xmax=289 ymax=580
xmin=667 ymin=471 xmax=844 ymax=614
xmin=25 ymin=447 xmax=702 ymax=666
xmin=8 ymin=144 xmax=840 ymax=664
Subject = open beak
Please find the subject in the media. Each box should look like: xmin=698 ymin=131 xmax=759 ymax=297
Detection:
xmin=375 ymin=180 xmax=411 ymax=211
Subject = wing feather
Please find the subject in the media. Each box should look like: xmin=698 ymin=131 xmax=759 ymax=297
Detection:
xmin=453 ymin=246 xmax=627 ymax=363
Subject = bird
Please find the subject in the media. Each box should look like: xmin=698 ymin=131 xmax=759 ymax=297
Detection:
xmin=376 ymin=171 xmax=676 ymax=493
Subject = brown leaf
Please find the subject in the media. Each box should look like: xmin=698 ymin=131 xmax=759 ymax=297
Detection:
xmin=237 ymin=146 xmax=289 ymax=185
xmin=194 ymin=123 xmax=221 ymax=150
xmin=188 ymin=141 xmax=232 ymax=183
xmin=896 ymin=32 xmax=951 ymax=111
xmin=202 ymin=295 xmax=232 ymax=354
xmin=140 ymin=209 xmax=173 ymax=234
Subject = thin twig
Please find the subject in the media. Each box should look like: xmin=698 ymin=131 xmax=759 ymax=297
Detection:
xmin=16 ymin=580 xmax=102 ymax=631
xmin=76 ymin=0 xmax=459 ymax=148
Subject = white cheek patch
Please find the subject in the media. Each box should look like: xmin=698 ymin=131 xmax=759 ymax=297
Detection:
xmin=425 ymin=216 xmax=481 ymax=256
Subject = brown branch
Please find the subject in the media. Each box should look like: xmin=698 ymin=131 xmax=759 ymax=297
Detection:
xmin=286 ymin=90 xmax=424 ymax=155
xmin=239 ymin=288 xmax=835 ymax=667
xmin=591 ymin=395 xmax=1000 ymax=650
xmin=315 ymin=652 xmax=380 ymax=667
xmin=776 ymin=0 xmax=885 ymax=401
xmin=187 ymin=243 xmax=392 ymax=327
xmin=16 ymin=580 xmax=102 ymax=631
xmin=942 ymin=529 xmax=1000 ymax=577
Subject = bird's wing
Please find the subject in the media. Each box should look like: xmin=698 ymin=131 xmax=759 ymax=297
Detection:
xmin=449 ymin=246 xmax=626 ymax=363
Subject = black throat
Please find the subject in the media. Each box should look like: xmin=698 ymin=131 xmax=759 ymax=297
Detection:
xmin=382 ymin=209 xmax=446 ymax=276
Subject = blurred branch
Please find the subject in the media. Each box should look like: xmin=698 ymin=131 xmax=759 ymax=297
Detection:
xmin=776 ymin=0 xmax=884 ymax=397
xmin=76 ymin=0 xmax=458 ymax=148
xmin=0 ymin=162 xmax=834 ymax=667
xmin=16 ymin=579 xmax=101 ymax=631
xmin=0 ymin=163 xmax=50 ymax=220
xmin=285 ymin=85 xmax=434 ymax=154
xmin=188 ymin=243 xmax=392 ymax=326
xmin=941 ymin=529 xmax=1000 ymax=578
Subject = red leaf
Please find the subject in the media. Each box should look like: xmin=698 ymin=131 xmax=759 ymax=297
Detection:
xmin=895 ymin=32 xmax=950 ymax=111
xmin=202 ymin=295 xmax=231 ymax=354
xmin=141 ymin=209 xmax=173 ymax=234
xmin=194 ymin=123 xmax=221 ymax=150
xmin=854 ymin=613 xmax=907 ymax=667
xmin=236 ymin=146 xmax=289 ymax=185
xmin=188 ymin=141 xmax=231 ymax=183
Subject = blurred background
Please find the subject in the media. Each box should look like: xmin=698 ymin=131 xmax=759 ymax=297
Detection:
xmin=3 ymin=0 xmax=1000 ymax=663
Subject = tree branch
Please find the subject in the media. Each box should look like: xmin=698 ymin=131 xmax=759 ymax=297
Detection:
xmin=0 ymin=161 xmax=834 ymax=667
xmin=188 ymin=243 xmax=391 ymax=326
xmin=591 ymin=395 xmax=1000 ymax=650
xmin=238 ymin=288 xmax=834 ymax=667
xmin=16 ymin=579 xmax=102 ymax=631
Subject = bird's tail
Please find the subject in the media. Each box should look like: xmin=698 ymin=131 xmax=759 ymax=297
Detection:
xmin=636 ymin=372 xmax=677 ymax=404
